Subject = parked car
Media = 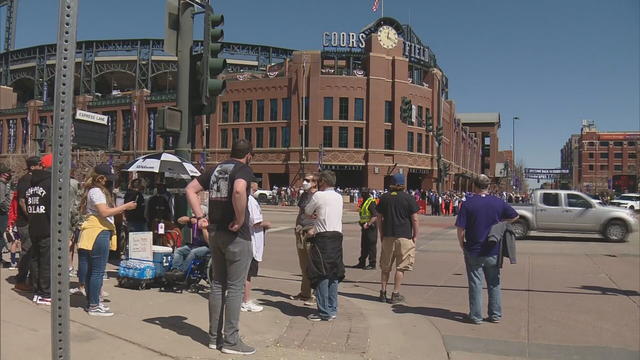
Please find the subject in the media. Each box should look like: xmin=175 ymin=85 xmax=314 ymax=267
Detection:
xmin=253 ymin=189 xmax=275 ymax=204
xmin=610 ymin=193 xmax=640 ymax=211
xmin=512 ymin=189 xmax=639 ymax=242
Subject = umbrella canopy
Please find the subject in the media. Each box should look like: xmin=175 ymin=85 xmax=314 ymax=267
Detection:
xmin=122 ymin=153 xmax=201 ymax=177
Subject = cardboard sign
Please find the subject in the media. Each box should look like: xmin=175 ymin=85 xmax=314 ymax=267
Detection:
xmin=128 ymin=232 xmax=153 ymax=260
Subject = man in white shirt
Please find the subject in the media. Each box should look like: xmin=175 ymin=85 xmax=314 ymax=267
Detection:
xmin=242 ymin=181 xmax=270 ymax=312
xmin=304 ymin=170 xmax=344 ymax=321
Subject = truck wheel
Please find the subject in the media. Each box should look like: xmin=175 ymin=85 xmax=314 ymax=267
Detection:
xmin=258 ymin=194 xmax=267 ymax=203
xmin=604 ymin=220 xmax=628 ymax=242
xmin=511 ymin=219 xmax=528 ymax=239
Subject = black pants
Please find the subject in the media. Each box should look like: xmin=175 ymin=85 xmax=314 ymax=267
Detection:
xmin=30 ymin=236 xmax=51 ymax=297
xmin=16 ymin=225 xmax=32 ymax=284
xmin=358 ymin=225 xmax=377 ymax=266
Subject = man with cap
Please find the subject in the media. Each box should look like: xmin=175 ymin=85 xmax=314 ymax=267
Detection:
xmin=0 ymin=162 xmax=12 ymax=253
xmin=455 ymin=174 xmax=518 ymax=324
xmin=13 ymin=156 xmax=43 ymax=291
xmin=376 ymin=173 xmax=420 ymax=304
xmin=26 ymin=154 xmax=53 ymax=305
xmin=351 ymin=188 xmax=378 ymax=270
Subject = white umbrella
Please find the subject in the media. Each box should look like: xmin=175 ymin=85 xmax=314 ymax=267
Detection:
xmin=121 ymin=153 xmax=201 ymax=177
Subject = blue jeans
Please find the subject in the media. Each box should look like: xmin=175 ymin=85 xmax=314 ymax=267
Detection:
xmin=315 ymin=278 xmax=338 ymax=318
xmin=127 ymin=221 xmax=147 ymax=232
xmin=171 ymin=245 xmax=210 ymax=272
xmin=79 ymin=230 xmax=111 ymax=307
xmin=464 ymin=252 xmax=501 ymax=322
xmin=77 ymin=249 xmax=89 ymax=285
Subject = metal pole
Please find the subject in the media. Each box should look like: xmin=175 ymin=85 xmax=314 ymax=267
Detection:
xmin=51 ymin=0 xmax=77 ymax=358
xmin=513 ymin=116 xmax=519 ymax=191
xmin=301 ymin=57 xmax=308 ymax=170
xmin=175 ymin=1 xmax=193 ymax=160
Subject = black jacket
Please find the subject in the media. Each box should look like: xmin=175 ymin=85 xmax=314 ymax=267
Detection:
xmin=26 ymin=169 xmax=52 ymax=239
xmin=307 ymin=231 xmax=345 ymax=288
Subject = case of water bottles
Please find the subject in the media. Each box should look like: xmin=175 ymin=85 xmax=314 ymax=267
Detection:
xmin=118 ymin=259 xmax=156 ymax=280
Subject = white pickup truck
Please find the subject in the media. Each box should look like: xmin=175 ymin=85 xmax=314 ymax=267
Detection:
xmin=511 ymin=190 xmax=639 ymax=242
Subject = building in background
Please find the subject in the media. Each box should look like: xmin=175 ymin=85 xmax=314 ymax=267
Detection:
xmin=561 ymin=120 xmax=639 ymax=194
xmin=0 ymin=18 xmax=484 ymax=191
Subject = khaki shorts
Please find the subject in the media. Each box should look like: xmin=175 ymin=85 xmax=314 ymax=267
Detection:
xmin=380 ymin=237 xmax=415 ymax=272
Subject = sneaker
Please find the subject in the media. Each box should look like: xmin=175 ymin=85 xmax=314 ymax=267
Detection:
xmin=69 ymin=267 xmax=77 ymax=278
xmin=220 ymin=340 xmax=256 ymax=355
xmin=379 ymin=290 xmax=388 ymax=303
xmin=103 ymin=273 xmax=109 ymax=280
xmin=485 ymin=317 xmax=501 ymax=323
xmin=307 ymin=313 xmax=325 ymax=322
xmin=208 ymin=343 xmax=221 ymax=350
xmin=32 ymin=295 xmax=40 ymax=303
xmin=70 ymin=287 xmax=86 ymax=296
xmin=9 ymin=264 xmax=17 ymax=270
xmin=14 ymin=282 xmax=33 ymax=292
xmin=363 ymin=265 xmax=375 ymax=270
xmin=289 ymin=293 xmax=307 ymax=301
xmin=328 ymin=315 xmax=337 ymax=321
xmin=241 ymin=301 xmax=264 ymax=312
xmin=303 ymin=298 xmax=317 ymax=306
xmin=87 ymin=305 xmax=114 ymax=317
xmin=97 ymin=303 xmax=110 ymax=312
xmin=466 ymin=316 xmax=483 ymax=324
xmin=349 ymin=263 xmax=365 ymax=269
xmin=37 ymin=297 xmax=52 ymax=305
xmin=389 ymin=292 xmax=405 ymax=304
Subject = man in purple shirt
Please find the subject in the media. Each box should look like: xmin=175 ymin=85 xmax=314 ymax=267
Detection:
xmin=455 ymin=175 xmax=518 ymax=324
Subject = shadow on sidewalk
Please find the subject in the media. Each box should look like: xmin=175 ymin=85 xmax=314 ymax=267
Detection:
xmin=143 ymin=315 xmax=209 ymax=346
xmin=259 ymin=299 xmax=314 ymax=318
xmin=391 ymin=304 xmax=467 ymax=323
xmin=338 ymin=291 xmax=380 ymax=302
xmin=254 ymin=287 xmax=296 ymax=300
xmin=577 ymin=285 xmax=640 ymax=297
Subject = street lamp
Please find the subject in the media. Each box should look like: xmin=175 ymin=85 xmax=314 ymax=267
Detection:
xmin=512 ymin=116 xmax=520 ymax=191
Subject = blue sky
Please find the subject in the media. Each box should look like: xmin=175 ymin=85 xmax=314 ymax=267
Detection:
xmin=2 ymin=0 xmax=639 ymax=175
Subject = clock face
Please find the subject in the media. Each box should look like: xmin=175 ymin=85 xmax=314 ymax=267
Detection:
xmin=377 ymin=25 xmax=399 ymax=49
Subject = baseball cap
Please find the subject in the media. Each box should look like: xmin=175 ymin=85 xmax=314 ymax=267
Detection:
xmin=40 ymin=154 xmax=53 ymax=169
xmin=391 ymin=173 xmax=405 ymax=186
xmin=94 ymin=163 xmax=118 ymax=183
xmin=26 ymin=156 xmax=41 ymax=169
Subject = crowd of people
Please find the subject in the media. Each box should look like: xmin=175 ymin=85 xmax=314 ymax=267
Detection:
xmin=1 ymin=139 xmax=520 ymax=356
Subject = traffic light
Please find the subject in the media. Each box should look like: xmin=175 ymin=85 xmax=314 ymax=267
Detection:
xmin=400 ymin=97 xmax=412 ymax=124
xmin=425 ymin=108 xmax=433 ymax=132
xmin=434 ymin=125 xmax=444 ymax=144
xmin=197 ymin=5 xmax=226 ymax=115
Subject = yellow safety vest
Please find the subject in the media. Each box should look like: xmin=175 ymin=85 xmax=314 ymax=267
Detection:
xmin=359 ymin=198 xmax=375 ymax=224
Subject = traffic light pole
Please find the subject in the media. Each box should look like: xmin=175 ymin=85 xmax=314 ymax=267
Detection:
xmin=176 ymin=1 xmax=194 ymax=161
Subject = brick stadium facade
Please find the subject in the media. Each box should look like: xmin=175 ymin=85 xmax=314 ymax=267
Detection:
xmin=0 ymin=18 xmax=483 ymax=191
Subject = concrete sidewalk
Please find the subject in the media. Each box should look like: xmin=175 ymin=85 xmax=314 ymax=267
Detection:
xmin=0 ymin=264 xmax=448 ymax=360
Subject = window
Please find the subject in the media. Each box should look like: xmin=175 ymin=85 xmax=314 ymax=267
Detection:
xmin=599 ymin=141 xmax=609 ymax=147
xmin=339 ymin=97 xmax=349 ymax=120
xmin=425 ymin=135 xmax=430 ymax=153
xmin=417 ymin=133 xmax=423 ymax=153
xmin=587 ymin=141 xmax=595 ymax=147
xmin=338 ymin=127 xmax=348 ymax=148
xmin=384 ymin=129 xmax=393 ymax=150
xmin=257 ymin=100 xmax=265 ymax=121
xmin=244 ymin=128 xmax=252 ymax=143
xmin=600 ymin=164 xmax=608 ymax=170
xmin=255 ymin=128 xmax=264 ymax=148
xmin=542 ymin=193 xmax=560 ymax=207
xmin=588 ymin=164 xmax=594 ymax=171
xmin=614 ymin=152 xmax=623 ymax=159
xmin=384 ymin=101 xmax=393 ymax=123
xmin=245 ymin=100 xmax=253 ymax=122
xmin=567 ymin=194 xmax=591 ymax=208
xmin=614 ymin=164 xmax=623 ymax=171
xmin=281 ymin=127 xmax=290 ymax=147
xmin=220 ymin=129 xmax=228 ymax=148
xmin=105 ymin=112 xmax=117 ymax=150
xmin=270 ymin=99 xmax=278 ymax=121
xmin=613 ymin=141 xmax=623 ymax=147
xmin=323 ymin=97 xmax=333 ymax=120
xmin=588 ymin=152 xmax=594 ymax=159
xmin=629 ymin=153 xmax=637 ymax=159
xmin=222 ymin=102 xmax=229 ymax=123
xmin=231 ymin=128 xmax=239 ymax=140
xmin=282 ymin=98 xmax=291 ymax=121
xmin=354 ymin=98 xmax=364 ymax=121
xmin=232 ymin=101 xmax=240 ymax=122
xmin=407 ymin=132 xmax=414 ymax=152
xmin=122 ymin=111 xmax=131 ymax=151
xmin=600 ymin=153 xmax=609 ymax=159
xmin=629 ymin=165 xmax=637 ymax=172
xmin=354 ymin=127 xmax=363 ymax=148
xmin=323 ymin=126 xmax=333 ymax=147
xmin=269 ymin=127 xmax=277 ymax=148
xmin=628 ymin=141 xmax=636 ymax=146
xmin=147 ymin=108 xmax=157 ymax=150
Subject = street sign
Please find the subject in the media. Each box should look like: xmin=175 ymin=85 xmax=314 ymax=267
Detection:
xmin=164 ymin=0 xmax=179 ymax=55
xmin=157 ymin=106 xmax=182 ymax=133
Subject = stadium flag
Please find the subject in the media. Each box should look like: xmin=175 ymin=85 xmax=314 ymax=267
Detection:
xmin=372 ymin=0 xmax=380 ymax=12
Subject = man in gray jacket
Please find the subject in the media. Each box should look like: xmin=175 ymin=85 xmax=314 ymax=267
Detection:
xmin=0 ymin=163 xmax=13 ymax=253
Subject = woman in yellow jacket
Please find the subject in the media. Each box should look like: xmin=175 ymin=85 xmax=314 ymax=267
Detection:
xmin=77 ymin=164 xmax=136 ymax=316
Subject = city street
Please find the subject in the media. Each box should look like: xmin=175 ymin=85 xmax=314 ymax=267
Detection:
xmin=1 ymin=206 xmax=639 ymax=360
